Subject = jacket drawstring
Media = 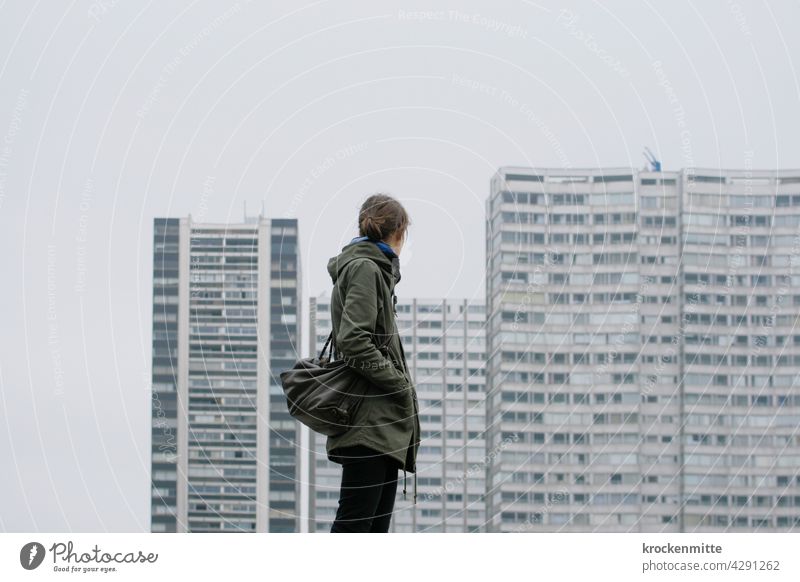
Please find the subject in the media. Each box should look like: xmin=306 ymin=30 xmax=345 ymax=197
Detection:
xmin=402 ymin=469 xmax=417 ymax=504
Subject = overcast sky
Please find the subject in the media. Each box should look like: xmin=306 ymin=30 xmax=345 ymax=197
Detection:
xmin=0 ymin=0 xmax=798 ymax=532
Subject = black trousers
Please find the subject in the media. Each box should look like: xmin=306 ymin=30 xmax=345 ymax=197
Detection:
xmin=330 ymin=444 xmax=401 ymax=533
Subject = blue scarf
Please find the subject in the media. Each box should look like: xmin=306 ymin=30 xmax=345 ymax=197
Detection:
xmin=347 ymin=235 xmax=398 ymax=259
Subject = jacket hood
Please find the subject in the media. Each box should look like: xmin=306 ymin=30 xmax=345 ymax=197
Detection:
xmin=327 ymin=239 xmax=401 ymax=288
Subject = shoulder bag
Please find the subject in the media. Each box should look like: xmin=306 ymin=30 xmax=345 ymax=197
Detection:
xmin=279 ymin=328 xmax=392 ymax=437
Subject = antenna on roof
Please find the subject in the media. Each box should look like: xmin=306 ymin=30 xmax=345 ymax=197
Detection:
xmin=643 ymin=147 xmax=662 ymax=172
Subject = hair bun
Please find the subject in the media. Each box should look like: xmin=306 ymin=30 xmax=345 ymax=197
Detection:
xmin=358 ymin=193 xmax=410 ymax=242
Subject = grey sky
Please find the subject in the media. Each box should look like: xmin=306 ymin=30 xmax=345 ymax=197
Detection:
xmin=0 ymin=0 xmax=798 ymax=531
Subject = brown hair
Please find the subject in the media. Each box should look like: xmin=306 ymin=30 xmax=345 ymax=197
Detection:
xmin=358 ymin=193 xmax=410 ymax=242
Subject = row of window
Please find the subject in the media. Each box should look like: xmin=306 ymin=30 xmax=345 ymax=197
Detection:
xmin=497 ymin=189 xmax=800 ymax=209
xmin=488 ymin=430 xmax=800 ymax=450
xmin=497 ymin=231 xmax=637 ymax=246
xmin=502 ymin=491 xmax=660 ymax=505
xmin=687 ymin=193 xmax=800 ymax=208
xmin=498 ymin=190 xmax=637 ymax=206
xmin=499 ymin=211 xmax=638 ymax=226
xmin=685 ymin=233 xmax=800 ymax=247
xmin=501 ymin=511 xmax=799 ymax=527
xmin=686 ymin=213 xmax=800 ymax=227
xmin=496 ymin=213 xmax=800 ymax=231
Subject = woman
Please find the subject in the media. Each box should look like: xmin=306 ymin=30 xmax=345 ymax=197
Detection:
xmin=325 ymin=193 xmax=421 ymax=533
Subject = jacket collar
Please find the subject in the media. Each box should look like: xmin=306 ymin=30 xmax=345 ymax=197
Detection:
xmin=328 ymin=236 xmax=401 ymax=287
xmin=347 ymin=236 xmax=401 ymax=285
xmin=347 ymin=235 xmax=398 ymax=260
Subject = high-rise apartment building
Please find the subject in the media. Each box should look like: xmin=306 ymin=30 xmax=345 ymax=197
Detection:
xmin=150 ymin=214 xmax=304 ymax=532
xmin=308 ymin=295 xmax=487 ymax=532
xmin=486 ymin=166 xmax=800 ymax=532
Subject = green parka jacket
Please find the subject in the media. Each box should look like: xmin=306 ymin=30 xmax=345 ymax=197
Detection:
xmin=325 ymin=238 xmax=421 ymax=503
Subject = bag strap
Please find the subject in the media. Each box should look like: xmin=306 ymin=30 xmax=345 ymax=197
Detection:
xmin=319 ymin=330 xmax=335 ymax=361
xmin=321 ymin=327 xmax=393 ymax=362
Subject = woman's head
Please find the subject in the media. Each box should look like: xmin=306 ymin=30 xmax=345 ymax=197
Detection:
xmin=358 ymin=193 xmax=410 ymax=253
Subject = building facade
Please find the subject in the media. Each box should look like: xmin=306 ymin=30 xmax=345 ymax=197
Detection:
xmin=150 ymin=214 xmax=304 ymax=532
xmin=309 ymin=295 xmax=487 ymax=532
xmin=486 ymin=166 xmax=800 ymax=532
